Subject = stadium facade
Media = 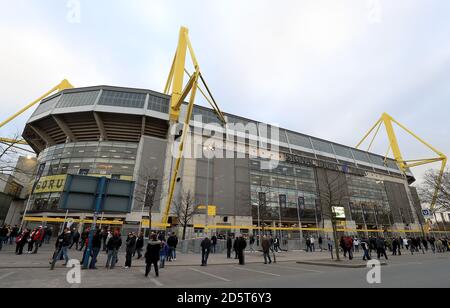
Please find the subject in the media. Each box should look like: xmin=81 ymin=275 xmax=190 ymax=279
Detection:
xmin=22 ymin=85 xmax=425 ymax=238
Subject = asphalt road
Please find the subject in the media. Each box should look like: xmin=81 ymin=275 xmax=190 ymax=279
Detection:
xmin=0 ymin=253 xmax=448 ymax=288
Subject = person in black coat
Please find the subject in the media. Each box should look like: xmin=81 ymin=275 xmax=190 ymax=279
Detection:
xmin=226 ymin=235 xmax=233 ymax=259
xmin=167 ymin=233 xmax=178 ymax=261
xmin=145 ymin=234 xmax=161 ymax=277
xmin=70 ymin=229 xmax=80 ymax=250
xmin=135 ymin=232 xmax=144 ymax=259
xmin=89 ymin=230 xmax=102 ymax=269
xmin=211 ymin=235 xmax=218 ymax=254
xmin=233 ymin=238 xmax=238 ymax=259
xmin=15 ymin=229 xmax=30 ymax=255
xmin=201 ymin=237 xmax=212 ymax=266
xmin=235 ymin=235 xmax=247 ymax=265
xmin=125 ymin=232 xmax=137 ymax=268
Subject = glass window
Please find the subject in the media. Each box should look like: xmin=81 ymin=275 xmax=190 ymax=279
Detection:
xmin=98 ymin=90 xmax=146 ymax=108
xmin=286 ymin=132 xmax=313 ymax=149
xmin=31 ymin=95 xmax=61 ymax=117
xmin=57 ymin=91 xmax=99 ymax=108
xmin=311 ymin=138 xmax=334 ymax=154
xmin=333 ymin=144 xmax=353 ymax=159
xmin=147 ymin=94 xmax=169 ymax=113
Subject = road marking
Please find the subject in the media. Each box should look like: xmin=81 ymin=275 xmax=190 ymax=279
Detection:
xmin=230 ymin=266 xmax=281 ymax=277
xmin=150 ymin=278 xmax=163 ymax=287
xmin=269 ymin=264 xmax=323 ymax=273
xmin=389 ymin=261 xmax=423 ymax=267
xmin=140 ymin=270 xmax=164 ymax=286
xmin=189 ymin=268 xmax=231 ymax=282
xmin=0 ymin=272 xmax=15 ymax=280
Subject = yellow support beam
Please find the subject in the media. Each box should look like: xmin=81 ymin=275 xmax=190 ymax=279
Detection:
xmin=0 ymin=79 xmax=73 ymax=128
xmin=161 ymin=27 xmax=227 ymax=227
xmin=357 ymin=112 xmax=447 ymax=211
xmin=0 ymin=138 xmax=28 ymax=145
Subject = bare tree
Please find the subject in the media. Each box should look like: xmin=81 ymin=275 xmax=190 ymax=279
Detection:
xmin=0 ymin=134 xmax=35 ymax=176
xmin=173 ymin=190 xmax=199 ymax=240
xmin=418 ymin=168 xmax=450 ymax=212
xmin=317 ymin=170 xmax=350 ymax=261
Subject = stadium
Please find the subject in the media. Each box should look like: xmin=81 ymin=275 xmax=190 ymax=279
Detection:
xmin=20 ymin=84 xmax=426 ymax=240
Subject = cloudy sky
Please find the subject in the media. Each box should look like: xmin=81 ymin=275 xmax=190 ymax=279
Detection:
xmin=1 ymin=0 xmax=449 ymax=184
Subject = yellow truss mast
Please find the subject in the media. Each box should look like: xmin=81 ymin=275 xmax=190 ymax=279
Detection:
xmin=356 ymin=112 xmax=447 ymax=211
xmin=161 ymin=27 xmax=226 ymax=227
xmin=0 ymin=79 xmax=74 ymax=145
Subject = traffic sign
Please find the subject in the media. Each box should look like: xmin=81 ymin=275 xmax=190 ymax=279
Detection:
xmin=422 ymin=209 xmax=431 ymax=217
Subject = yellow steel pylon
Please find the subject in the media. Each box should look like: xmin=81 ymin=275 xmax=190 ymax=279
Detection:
xmin=356 ymin=112 xmax=447 ymax=212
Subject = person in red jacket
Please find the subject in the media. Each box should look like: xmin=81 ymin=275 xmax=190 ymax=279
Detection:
xmin=32 ymin=226 xmax=45 ymax=254
xmin=343 ymin=236 xmax=354 ymax=260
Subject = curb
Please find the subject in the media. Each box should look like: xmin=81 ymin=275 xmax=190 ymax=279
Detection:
xmin=296 ymin=260 xmax=388 ymax=268
xmin=0 ymin=259 xmax=305 ymax=270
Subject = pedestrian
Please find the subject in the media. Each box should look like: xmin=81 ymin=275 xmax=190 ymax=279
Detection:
xmin=167 ymin=232 xmax=178 ymax=261
xmin=0 ymin=225 xmax=8 ymax=251
xmin=261 ymin=235 xmax=272 ymax=264
xmin=89 ymin=229 xmax=102 ymax=269
xmin=70 ymin=228 xmax=80 ymax=250
xmin=201 ymin=237 xmax=212 ymax=266
xmin=10 ymin=225 xmax=19 ymax=245
xmin=428 ymin=237 xmax=436 ymax=254
xmin=318 ymin=236 xmax=323 ymax=252
xmin=44 ymin=227 xmax=52 ymax=244
xmin=233 ymin=237 xmax=238 ymax=259
xmin=124 ymin=232 xmax=136 ymax=269
xmin=144 ymin=234 xmax=161 ymax=277
xmin=15 ymin=229 xmax=29 ymax=255
xmin=105 ymin=230 xmax=122 ymax=269
xmin=27 ymin=228 xmax=37 ymax=253
xmin=211 ymin=234 xmax=218 ymax=254
xmin=361 ymin=238 xmax=371 ymax=261
xmin=235 ymin=234 xmax=247 ymax=265
xmin=399 ymin=236 xmax=404 ymax=249
xmin=422 ymin=238 xmax=428 ymax=252
xmin=306 ymin=237 xmax=311 ymax=252
xmin=376 ymin=237 xmax=388 ymax=260
xmin=344 ymin=236 xmax=354 ymax=260
xmin=50 ymin=228 xmax=71 ymax=269
xmin=249 ymin=234 xmax=255 ymax=252
xmin=369 ymin=237 xmax=377 ymax=257
xmin=102 ymin=228 xmax=109 ymax=252
xmin=226 ymin=235 xmax=232 ymax=259
xmin=310 ymin=236 xmax=315 ymax=252
xmin=32 ymin=226 xmax=45 ymax=254
xmin=327 ymin=237 xmax=334 ymax=259
xmin=79 ymin=228 xmax=89 ymax=251
xmin=159 ymin=240 xmax=169 ymax=269
xmin=135 ymin=232 xmax=144 ymax=259
xmin=404 ymin=237 xmax=409 ymax=251
xmin=392 ymin=238 xmax=399 ymax=256
xmin=353 ymin=237 xmax=360 ymax=253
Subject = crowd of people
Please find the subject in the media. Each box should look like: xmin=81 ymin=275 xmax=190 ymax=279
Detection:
xmin=336 ymin=235 xmax=450 ymax=261
xmin=3 ymin=223 xmax=450 ymax=278
xmin=0 ymin=225 xmax=53 ymax=254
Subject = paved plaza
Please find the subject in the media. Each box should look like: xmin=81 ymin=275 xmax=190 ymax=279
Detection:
xmin=0 ymin=241 xmax=448 ymax=288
